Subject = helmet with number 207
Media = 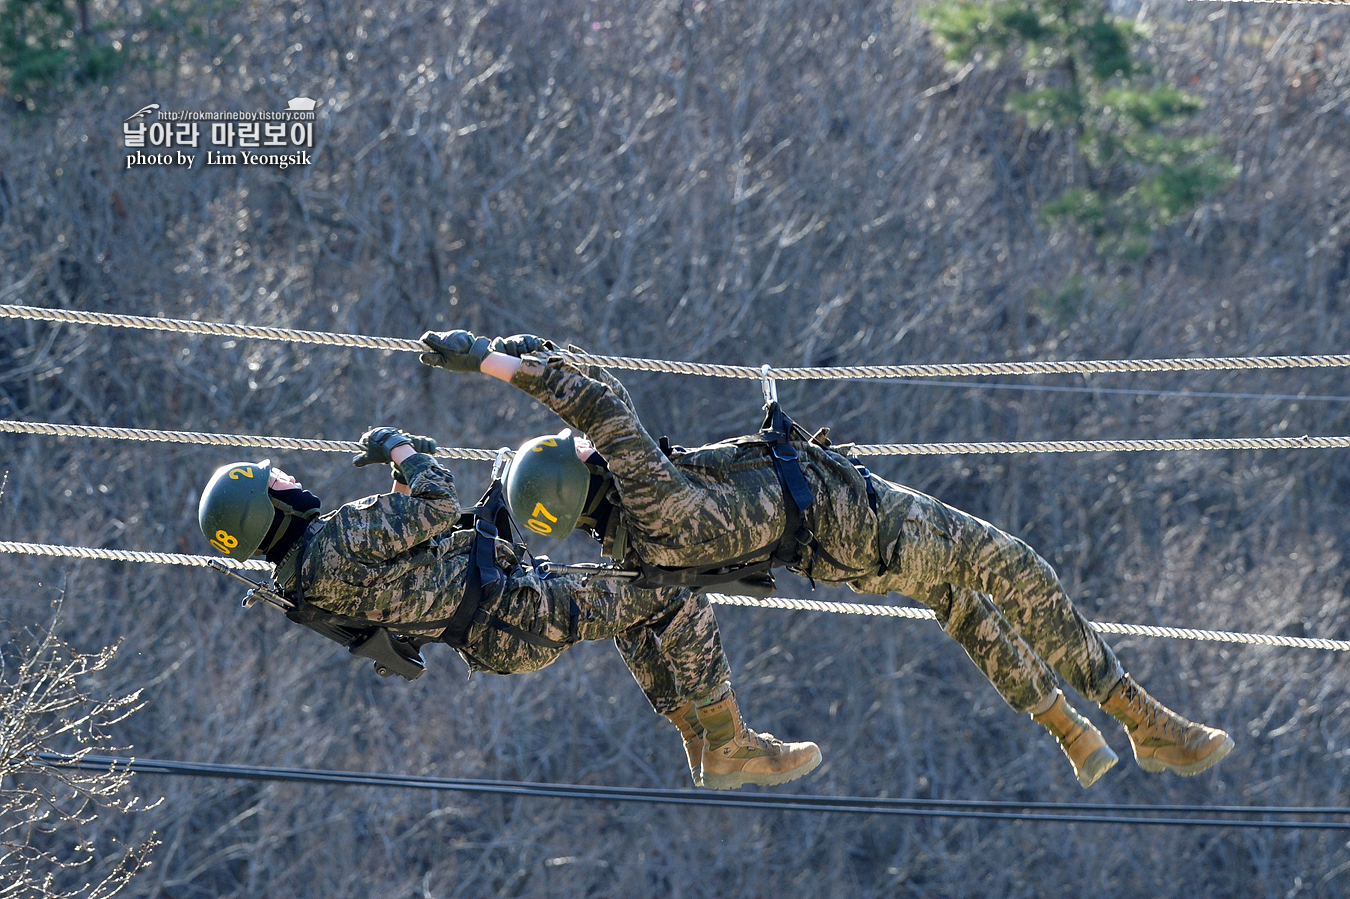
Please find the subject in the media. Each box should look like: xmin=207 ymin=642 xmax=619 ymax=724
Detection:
xmin=506 ymin=431 xmax=591 ymax=541
xmin=198 ymin=460 xmax=276 ymax=559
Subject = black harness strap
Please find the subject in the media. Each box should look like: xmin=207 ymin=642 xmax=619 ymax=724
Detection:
xmin=441 ymin=480 xmax=579 ymax=652
xmin=438 ymin=518 xmax=502 ymax=648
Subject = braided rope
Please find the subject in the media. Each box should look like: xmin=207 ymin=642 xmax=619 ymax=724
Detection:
xmin=6 ymin=303 xmax=1350 ymax=381
xmin=0 ymin=541 xmax=1340 ymax=650
xmin=703 ymin=593 xmax=1350 ymax=651
xmin=0 ymin=419 xmax=505 ymax=461
xmin=0 ymin=303 xmax=425 ymax=352
xmin=847 ymin=434 xmax=1350 ymax=456
xmin=559 ymin=350 xmax=1350 ymax=381
xmin=0 ymin=541 xmax=271 ymax=571
xmin=7 ymin=419 xmax=1350 ymax=459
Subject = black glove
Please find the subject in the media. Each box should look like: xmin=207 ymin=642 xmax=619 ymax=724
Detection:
xmin=388 ymin=435 xmax=438 ymax=484
xmin=353 ymin=427 xmax=413 ymax=468
xmin=405 ymin=434 xmax=438 ymax=455
xmin=488 ymin=333 xmax=556 ymax=358
xmin=419 ymin=330 xmax=491 ymax=372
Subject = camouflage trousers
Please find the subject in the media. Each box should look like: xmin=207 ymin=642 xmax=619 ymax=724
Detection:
xmin=848 ymin=476 xmax=1125 ymax=711
xmin=464 ymin=570 xmax=731 ymax=715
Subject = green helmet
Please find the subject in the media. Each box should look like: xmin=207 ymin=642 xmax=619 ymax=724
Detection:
xmin=506 ymin=431 xmax=591 ymax=539
xmin=198 ymin=460 xmax=276 ymax=559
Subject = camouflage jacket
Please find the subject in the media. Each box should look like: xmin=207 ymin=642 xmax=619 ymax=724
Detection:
xmin=293 ymin=454 xmax=526 ymax=641
xmin=510 ymin=354 xmax=880 ymax=582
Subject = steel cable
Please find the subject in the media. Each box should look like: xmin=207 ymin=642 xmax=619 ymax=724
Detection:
xmin=36 ymin=753 xmax=1350 ymax=829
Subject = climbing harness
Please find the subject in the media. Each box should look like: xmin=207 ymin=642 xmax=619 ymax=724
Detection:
xmin=552 ymin=367 xmax=868 ymax=593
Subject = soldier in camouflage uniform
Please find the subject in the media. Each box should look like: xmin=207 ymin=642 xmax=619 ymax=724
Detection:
xmin=419 ymin=329 xmax=1235 ymax=789
xmin=199 ymin=432 xmax=822 ymax=791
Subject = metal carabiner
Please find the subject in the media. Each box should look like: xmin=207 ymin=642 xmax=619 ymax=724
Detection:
xmin=760 ymin=364 xmax=778 ymax=407
xmin=490 ymin=446 xmax=513 ymax=482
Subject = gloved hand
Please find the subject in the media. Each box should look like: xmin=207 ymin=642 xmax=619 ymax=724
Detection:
xmin=390 ymin=435 xmax=438 ymax=484
xmin=488 ymin=333 xmax=556 ymax=358
xmin=405 ymin=434 xmax=438 ymax=455
xmin=419 ymin=330 xmax=491 ymax=372
xmin=353 ymin=426 xmax=413 ymax=467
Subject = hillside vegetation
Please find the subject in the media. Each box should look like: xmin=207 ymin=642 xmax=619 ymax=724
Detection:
xmin=3 ymin=1 xmax=1350 ymax=896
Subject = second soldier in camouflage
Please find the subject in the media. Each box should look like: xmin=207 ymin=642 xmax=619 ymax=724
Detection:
xmin=418 ymin=329 xmax=1235 ymax=789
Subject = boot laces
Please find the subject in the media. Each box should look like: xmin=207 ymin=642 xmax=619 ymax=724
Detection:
xmin=1124 ymin=683 xmax=1186 ymax=741
xmin=742 ymin=723 xmax=784 ymax=752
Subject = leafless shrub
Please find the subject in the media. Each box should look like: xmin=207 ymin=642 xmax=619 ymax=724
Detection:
xmin=0 ymin=605 xmax=156 ymax=899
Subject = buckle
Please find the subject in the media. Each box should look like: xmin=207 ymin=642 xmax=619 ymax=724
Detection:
xmin=772 ymin=445 xmax=798 ymax=462
xmin=475 ymin=520 xmax=499 ymax=540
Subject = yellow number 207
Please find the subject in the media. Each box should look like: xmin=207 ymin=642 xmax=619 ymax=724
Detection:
xmin=526 ymin=502 xmax=559 ymax=535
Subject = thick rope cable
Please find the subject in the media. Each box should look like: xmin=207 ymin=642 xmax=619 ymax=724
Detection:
xmin=7 ymin=419 xmax=1350 ymax=459
xmin=705 ymin=593 xmax=1350 ymax=651
xmin=846 ymin=434 xmax=1350 ymax=456
xmin=0 ymin=541 xmax=271 ymax=571
xmin=0 ymin=419 xmax=504 ymax=460
xmin=2 ymin=541 xmax=1344 ymax=650
xmin=6 ymin=303 xmax=1350 ymax=381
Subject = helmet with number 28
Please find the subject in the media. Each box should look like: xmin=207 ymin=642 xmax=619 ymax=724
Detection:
xmin=506 ymin=431 xmax=591 ymax=541
xmin=198 ymin=460 xmax=277 ymax=559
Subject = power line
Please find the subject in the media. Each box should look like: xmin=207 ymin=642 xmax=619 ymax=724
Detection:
xmin=3 ymin=540 xmax=1346 ymax=651
xmin=37 ymin=753 xmax=1350 ymax=829
xmin=5 ymin=303 xmax=1350 ymax=381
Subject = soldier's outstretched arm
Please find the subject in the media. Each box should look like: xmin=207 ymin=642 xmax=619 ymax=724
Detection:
xmin=419 ymin=328 xmax=639 ymax=420
xmin=418 ymin=328 xmax=686 ymax=496
xmin=334 ymin=439 xmax=463 ymax=562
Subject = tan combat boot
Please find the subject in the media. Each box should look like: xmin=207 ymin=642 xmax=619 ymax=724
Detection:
xmin=695 ymin=693 xmax=822 ymax=790
xmin=1031 ymin=690 xmax=1118 ymax=788
xmin=1100 ymin=675 xmax=1234 ymax=776
xmin=663 ymin=702 xmax=705 ymax=787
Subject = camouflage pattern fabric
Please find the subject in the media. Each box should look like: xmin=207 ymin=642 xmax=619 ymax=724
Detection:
xmin=848 ymin=477 xmax=1124 ymax=707
xmin=511 ymin=354 xmax=876 ymax=581
xmin=295 ymin=452 xmax=731 ymax=709
xmin=511 ymin=355 xmax=1125 ymax=713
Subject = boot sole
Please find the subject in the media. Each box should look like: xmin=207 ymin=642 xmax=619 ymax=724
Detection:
xmin=703 ymin=749 xmax=822 ymax=791
xmin=1137 ymin=735 xmax=1235 ymax=776
xmin=1077 ymin=745 xmax=1119 ymax=789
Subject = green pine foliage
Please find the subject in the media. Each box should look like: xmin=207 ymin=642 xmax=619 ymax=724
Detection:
xmin=924 ymin=0 xmax=1235 ymax=261
xmin=0 ymin=0 xmax=126 ymax=110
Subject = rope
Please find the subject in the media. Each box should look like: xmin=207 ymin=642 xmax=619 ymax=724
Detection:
xmin=0 ymin=303 xmax=425 ymax=352
xmin=2 ymin=541 xmax=1342 ymax=650
xmin=558 ymin=351 xmax=1350 ymax=382
xmin=0 ymin=541 xmax=271 ymax=571
xmin=0 ymin=419 xmax=504 ymax=461
xmin=36 ymin=753 xmax=1350 ymax=829
xmin=7 ymin=419 xmax=1350 ymax=460
xmin=846 ymin=434 xmax=1350 ymax=456
xmin=704 ymin=593 xmax=1350 ymax=651
xmin=6 ymin=303 xmax=1350 ymax=381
